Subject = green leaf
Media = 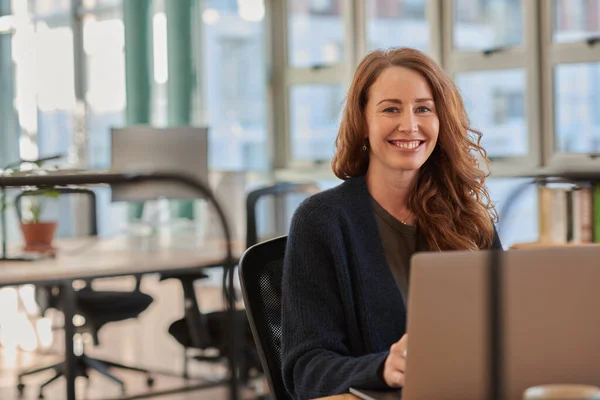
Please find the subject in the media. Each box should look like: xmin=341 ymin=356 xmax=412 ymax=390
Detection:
xmin=44 ymin=189 xmax=60 ymax=199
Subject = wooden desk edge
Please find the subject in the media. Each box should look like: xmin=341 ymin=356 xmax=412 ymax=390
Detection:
xmin=313 ymin=394 xmax=360 ymax=400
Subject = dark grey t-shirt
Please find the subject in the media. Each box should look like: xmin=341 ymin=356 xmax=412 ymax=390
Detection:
xmin=371 ymin=197 xmax=417 ymax=304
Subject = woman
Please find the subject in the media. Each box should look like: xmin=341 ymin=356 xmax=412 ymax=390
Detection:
xmin=281 ymin=47 xmax=502 ymax=399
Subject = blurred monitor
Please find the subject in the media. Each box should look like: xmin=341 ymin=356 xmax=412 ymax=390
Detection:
xmin=110 ymin=126 xmax=209 ymax=202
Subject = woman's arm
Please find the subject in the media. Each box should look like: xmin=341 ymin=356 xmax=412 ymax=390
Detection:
xmin=281 ymin=201 xmax=390 ymax=399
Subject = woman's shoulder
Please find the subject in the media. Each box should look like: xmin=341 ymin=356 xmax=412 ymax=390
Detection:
xmin=293 ymin=178 xmax=359 ymax=227
xmin=294 ymin=177 xmax=364 ymax=220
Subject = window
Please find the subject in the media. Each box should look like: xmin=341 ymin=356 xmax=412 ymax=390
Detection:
xmin=274 ymin=0 xmax=348 ymax=167
xmin=34 ymin=22 xmax=77 ymax=160
xmin=203 ymin=0 xmax=269 ymax=171
xmin=365 ymin=0 xmax=429 ymax=53
xmin=31 ymin=0 xmax=70 ymax=16
xmin=543 ymin=0 xmax=600 ymax=166
xmin=553 ymin=0 xmax=600 ymax=43
xmin=287 ymin=0 xmax=344 ymax=68
xmin=11 ymin=3 xmax=78 ymax=166
xmin=444 ymin=0 xmax=540 ymax=174
xmin=455 ymin=69 xmax=527 ymax=158
xmin=492 ymin=89 xmax=525 ymax=125
xmin=554 ymin=63 xmax=600 ymax=153
xmin=83 ymin=9 xmax=125 ymax=169
xmin=289 ymin=84 xmax=344 ymax=162
xmin=486 ymin=177 xmax=539 ymax=248
xmin=453 ymin=0 xmax=522 ymax=51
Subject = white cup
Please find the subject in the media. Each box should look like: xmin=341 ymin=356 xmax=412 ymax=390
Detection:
xmin=524 ymin=384 xmax=600 ymax=400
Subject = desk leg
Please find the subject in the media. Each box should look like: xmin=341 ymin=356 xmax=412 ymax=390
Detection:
xmin=62 ymin=281 xmax=77 ymax=400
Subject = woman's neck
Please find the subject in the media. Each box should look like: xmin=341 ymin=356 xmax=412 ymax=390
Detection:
xmin=365 ymin=164 xmax=419 ymax=224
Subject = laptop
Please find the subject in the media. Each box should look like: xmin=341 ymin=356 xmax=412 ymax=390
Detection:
xmin=393 ymin=246 xmax=600 ymax=400
xmin=349 ymin=388 xmax=402 ymax=399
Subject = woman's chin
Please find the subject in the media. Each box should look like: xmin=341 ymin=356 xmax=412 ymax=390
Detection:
xmin=388 ymin=161 xmax=426 ymax=173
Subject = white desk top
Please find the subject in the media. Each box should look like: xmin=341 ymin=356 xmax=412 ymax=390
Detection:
xmin=0 ymin=235 xmax=243 ymax=286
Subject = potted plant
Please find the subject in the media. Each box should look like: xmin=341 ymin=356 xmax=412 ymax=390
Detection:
xmin=19 ymin=189 xmax=60 ymax=254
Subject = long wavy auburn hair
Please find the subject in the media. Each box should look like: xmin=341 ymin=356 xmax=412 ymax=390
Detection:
xmin=332 ymin=48 xmax=497 ymax=251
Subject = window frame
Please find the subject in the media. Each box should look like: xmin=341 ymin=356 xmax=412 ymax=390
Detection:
xmin=540 ymin=0 xmax=600 ymax=172
xmin=442 ymin=0 xmax=542 ymax=177
xmin=272 ymin=0 xmax=355 ymax=170
xmin=273 ymin=0 xmax=444 ymax=177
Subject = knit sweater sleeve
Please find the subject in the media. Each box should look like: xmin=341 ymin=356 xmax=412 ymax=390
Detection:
xmin=281 ymin=199 xmax=390 ymax=400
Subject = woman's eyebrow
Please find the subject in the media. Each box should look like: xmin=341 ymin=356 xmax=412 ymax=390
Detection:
xmin=376 ymin=98 xmax=434 ymax=106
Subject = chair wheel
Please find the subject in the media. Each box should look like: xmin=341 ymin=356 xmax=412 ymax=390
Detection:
xmin=38 ymin=393 xmax=44 ymax=399
xmin=146 ymin=376 xmax=154 ymax=387
xmin=17 ymin=383 xmax=25 ymax=393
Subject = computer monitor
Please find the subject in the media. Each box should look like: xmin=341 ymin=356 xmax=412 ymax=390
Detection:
xmin=110 ymin=126 xmax=209 ymax=202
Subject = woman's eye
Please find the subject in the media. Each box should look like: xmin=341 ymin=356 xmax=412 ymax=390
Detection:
xmin=416 ymin=106 xmax=432 ymax=113
xmin=383 ymin=107 xmax=399 ymax=113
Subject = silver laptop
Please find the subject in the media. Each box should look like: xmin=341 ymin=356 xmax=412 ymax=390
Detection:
xmin=349 ymin=388 xmax=402 ymax=399
xmin=400 ymin=246 xmax=600 ymax=400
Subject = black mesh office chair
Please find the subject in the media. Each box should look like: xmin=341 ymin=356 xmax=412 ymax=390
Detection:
xmin=238 ymin=235 xmax=289 ymax=400
xmin=15 ymin=187 xmax=155 ymax=399
xmin=245 ymin=182 xmax=319 ymax=248
xmin=160 ymin=182 xmax=318 ymax=386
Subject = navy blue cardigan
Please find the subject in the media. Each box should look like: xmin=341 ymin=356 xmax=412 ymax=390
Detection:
xmin=281 ymin=175 xmax=502 ymax=399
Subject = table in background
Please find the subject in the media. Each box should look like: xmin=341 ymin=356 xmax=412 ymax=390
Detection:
xmin=0 ymin=234 xmax=244 ymax=400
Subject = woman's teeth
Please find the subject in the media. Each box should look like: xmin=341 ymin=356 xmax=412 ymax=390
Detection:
xmin=389 ymin=140 xmax=421 ymax=149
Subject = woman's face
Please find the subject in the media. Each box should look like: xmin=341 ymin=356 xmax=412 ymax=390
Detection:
xmin=364 ymin=66 xmax=439 ymax=175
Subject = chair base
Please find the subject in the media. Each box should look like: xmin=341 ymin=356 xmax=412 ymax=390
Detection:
xmin=17 ymin=354 xmax=154 ymax=398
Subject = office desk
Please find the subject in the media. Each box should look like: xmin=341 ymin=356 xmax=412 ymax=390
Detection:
xmin=0 ymin=235 xmax=243 ymax=400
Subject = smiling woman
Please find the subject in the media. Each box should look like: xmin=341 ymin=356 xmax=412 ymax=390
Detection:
xmin=281 ymin=47 xmax=502 ymax=400
xmin=333 ymin=48 xmax=497 ymax=251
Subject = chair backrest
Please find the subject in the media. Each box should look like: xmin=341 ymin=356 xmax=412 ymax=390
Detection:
xmin=238 ymin=235 xmax=289 ymax=400
xmin=15 ymin=186 xmax=98 ymax=236
xmin=245 ymin=182 xmax=318 ymax=248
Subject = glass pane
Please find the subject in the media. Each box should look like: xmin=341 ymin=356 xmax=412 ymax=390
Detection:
xmin=83 ymin=0 xmax=121 ymax=10
xmin=12 ymin=8 xmax=37 ymax=161
xmin=455 ymin=69 xmax=528 ymax=158
xmin=31 ymin=0 xmax=70 ymax=16
xmin=487 ymin=178 xmax=538 ymax=248
xmin=83 ymin=13 xmax=125 ymax=169
xmin=365 ymin=0 xmax=429 ymax=52
xmin=290 ymin=84 xmax=344 ymax=161
xmin=287 ymin=0 xmax=344 ymax=68
xmin=35 ymin=21 xmax=76 ymax=160
xmin=554 ymin=0 xmax=600 ymax=43
xmin=554 ymin=63 xmax=600 ymax=153
xmin=152 ymin=4 xmax=168 ymax=126
xmin=203 ymin=1 xmax=268 ymax=171
xmin=453 ymin=0 xmax=522 ymax=51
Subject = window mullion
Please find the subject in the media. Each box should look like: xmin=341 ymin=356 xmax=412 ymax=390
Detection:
xmin=523 ymin=0 xmax=542 ymax=169
xmin=551 ymin=43 xmax=600 ymax=64
xmin=427 ymin=0 xmax=444 ymax=65
xmin=270 ymin=0 xmax=289 ymax=169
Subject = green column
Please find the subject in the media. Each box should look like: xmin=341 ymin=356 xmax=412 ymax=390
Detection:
xmin=0 ymin=0 xmax=18 ymax=168
xmin=166 ymin=0 xmax=196 ymax=219
xmin=123 ymin=0 xmax=152 ymax=125
xmin=123 ymin=0 xmax=153 ymax=219
xmin=166 ymin=0 xmax=194 ymax=126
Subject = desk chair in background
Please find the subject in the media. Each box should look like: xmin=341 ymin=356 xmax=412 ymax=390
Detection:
xmin=14 ymin=187 xmax=156 ymax=399
xmin=245 ymin=182 xmax=319 ymax=248
xmin=161 ymin=182 xmax=318 ymax=388
xmin=238 ymin=236 xmax=289 ymax=400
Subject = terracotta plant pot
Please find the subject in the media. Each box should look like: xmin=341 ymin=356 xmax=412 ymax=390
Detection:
xmin=20 ymin=221 xmax=58 ymax=254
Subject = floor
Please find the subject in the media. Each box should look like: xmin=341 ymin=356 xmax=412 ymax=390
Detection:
xmin=0 ymin=274 xmax=265 ymax=400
